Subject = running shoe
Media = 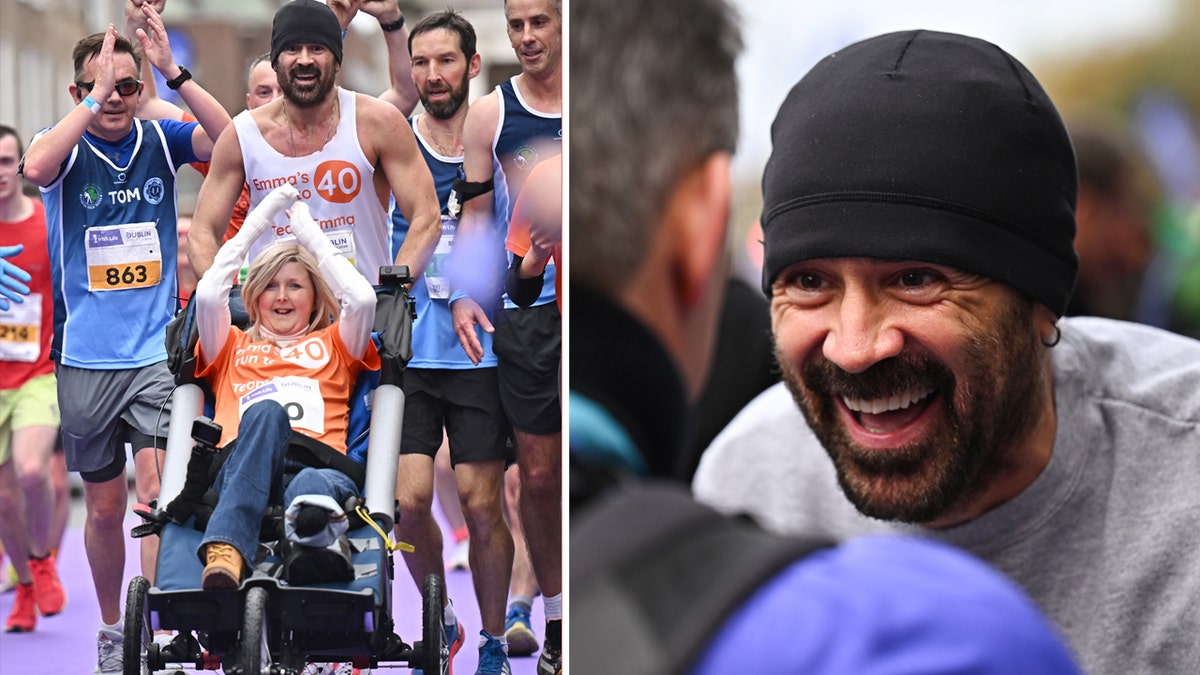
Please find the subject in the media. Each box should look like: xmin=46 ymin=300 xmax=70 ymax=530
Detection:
xmin=414 ymin=618 xmax=463 ymax=675
xmin=445 ymin=618 xmax=464 ymax=675
xmin=0 ymin=561 xmax=16 ymax=593
xmin=3 ymin=583 xmax=36 ymax=632
xmin=503 ymin=604 xmax=538 ymax=656
xmin=28 ymin=553 xmax=66 ymax=616
xmin=446 ymin=539 xmax=470 ymax=572
xmin=95 ymin=624 xmax=124 ymax=675
xmin=474 ymin=631 xmax=511 ymax=675
xmin=536 ymin=620 xmax=561 ymax=675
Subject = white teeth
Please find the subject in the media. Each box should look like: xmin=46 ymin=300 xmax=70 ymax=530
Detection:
xmin=843 ymin=388 xmax=933 ymax=414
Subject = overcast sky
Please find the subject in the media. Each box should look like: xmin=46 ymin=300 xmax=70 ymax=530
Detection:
xmin=730 ymin=0 xmax=1177 ymax=180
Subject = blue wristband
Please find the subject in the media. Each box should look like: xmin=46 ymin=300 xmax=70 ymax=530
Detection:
xmin=81 ymin=96 xmax=101 ymax=114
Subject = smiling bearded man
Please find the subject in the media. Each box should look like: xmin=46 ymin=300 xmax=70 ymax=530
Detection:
xmin=694 ymin=29 xmax=1200 ymax=675
xmin=188 ymin=0 xmax=440 ymax=288
xmin=781 ymin=288 xmax=1045 ymax=525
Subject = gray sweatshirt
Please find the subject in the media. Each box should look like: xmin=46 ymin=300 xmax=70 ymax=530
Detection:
xmin=695 ymin=317 xmax=1200 ymax=674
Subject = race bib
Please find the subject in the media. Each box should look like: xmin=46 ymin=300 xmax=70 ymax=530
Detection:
xmin=426 ymin=216 xmax=456 ymax=300
xmin=0 ymin=292 xmax=41 ymax=363
xmin=84 ymin=222 xmax=162 ymax=291
xmin=238 ymin=376 xmax=325 ymax=435
xmin=324 ymin=228 xmax=357 ymax=270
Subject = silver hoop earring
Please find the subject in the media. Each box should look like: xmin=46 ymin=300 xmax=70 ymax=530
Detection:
xmin=1041 ymin=324 xmax=1061 ymax=348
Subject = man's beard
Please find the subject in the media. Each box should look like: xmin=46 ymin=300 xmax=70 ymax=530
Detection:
xmin=420 ymin=78 xmax=469 ymax=120
xmin=280 ymin=63 xmax=336 ymax=108
xmin=777 ymin=295 xmax=1046 ymax=524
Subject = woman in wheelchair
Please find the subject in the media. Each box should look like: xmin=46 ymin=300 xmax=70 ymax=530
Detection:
xmin=191 ymin=184 xmax=378 ymax=590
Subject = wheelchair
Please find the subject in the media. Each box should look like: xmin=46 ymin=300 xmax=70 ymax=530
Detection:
xmin=121 ymin=266 xmax=441 ymax=675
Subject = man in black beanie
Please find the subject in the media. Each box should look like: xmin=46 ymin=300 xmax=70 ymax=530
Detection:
xmin=270 ymin=0 xmax=344 ymax=69
xmin=695 ymin=29 xmax=1200 ymax=675
xmin=188 ymin=0 xmax=441 ymax=290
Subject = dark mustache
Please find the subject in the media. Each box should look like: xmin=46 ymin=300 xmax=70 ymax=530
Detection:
xmin=801 ymin=353 xmax=953 ymax=401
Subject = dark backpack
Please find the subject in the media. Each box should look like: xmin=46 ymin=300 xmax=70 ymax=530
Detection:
xmin=572 ymin=480 xmax=833 ymax=675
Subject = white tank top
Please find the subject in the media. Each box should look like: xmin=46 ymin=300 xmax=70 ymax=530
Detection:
xmin=234 ymin=88 xmax=390 ymax=282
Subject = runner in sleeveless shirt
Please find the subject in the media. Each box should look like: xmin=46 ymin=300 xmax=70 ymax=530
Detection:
xmin=386 ymin=11 xmax=522 ymax=674
xmin=188 ymin=0 xmax=439 ymax=286
xmin=458 ymin=1 xmax=562 ymax=671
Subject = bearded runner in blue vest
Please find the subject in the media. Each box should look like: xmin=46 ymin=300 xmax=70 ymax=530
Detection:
xmin=455 ymin=1 xmax=562 ymax=673
xmin=20 ymin=11 xmax=229 ymax=675
xmin=386 ymin=10 xmax=523 ymax=675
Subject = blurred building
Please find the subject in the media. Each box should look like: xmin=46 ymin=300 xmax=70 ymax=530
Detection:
xmin=1 ymin=0 xmax=519 ymax=211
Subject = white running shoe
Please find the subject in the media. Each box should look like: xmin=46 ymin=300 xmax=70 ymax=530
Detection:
xmin=446 ymin=539 xmax=470 ymax=572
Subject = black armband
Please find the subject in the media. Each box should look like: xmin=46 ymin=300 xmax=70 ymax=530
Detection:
xmin=451 ymin=177 xmax=494 ymax=203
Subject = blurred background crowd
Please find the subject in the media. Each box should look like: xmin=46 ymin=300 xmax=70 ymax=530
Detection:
xmin=721 ymin=0 xmax=1200 ymax=339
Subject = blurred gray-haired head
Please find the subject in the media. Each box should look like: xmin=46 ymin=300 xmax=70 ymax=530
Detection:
xmin=570 ymin=0 xmax=742 ymax=293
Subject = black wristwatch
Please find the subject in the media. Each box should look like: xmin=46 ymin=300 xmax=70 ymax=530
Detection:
xmin=379 ymin=15 xmax=405 ymax=32
xmin=165 ymin=66 xmax=192 ymax=90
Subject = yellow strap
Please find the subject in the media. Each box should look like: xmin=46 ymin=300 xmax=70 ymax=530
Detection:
xmin=356 ymin=505 xmax=414 ymax=553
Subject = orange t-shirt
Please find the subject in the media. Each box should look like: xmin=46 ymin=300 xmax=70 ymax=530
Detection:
xmin=197 ymin=325 xmax=380 ymax=453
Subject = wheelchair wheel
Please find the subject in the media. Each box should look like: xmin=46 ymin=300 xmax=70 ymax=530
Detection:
xmin=238 ymin=586 xmax=270 ymax=675
xmin=421 ymin=573 xmax=445 ymax=675
xmin=123 ymin=575 xmax=151 ymax=675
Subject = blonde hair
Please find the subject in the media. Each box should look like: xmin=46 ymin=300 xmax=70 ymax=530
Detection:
xmin=242 ymin=243 xmax=340 ymax=339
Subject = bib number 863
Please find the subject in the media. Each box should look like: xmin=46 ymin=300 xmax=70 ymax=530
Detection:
xmin=105 ymin=265 xmax=148 ymax=286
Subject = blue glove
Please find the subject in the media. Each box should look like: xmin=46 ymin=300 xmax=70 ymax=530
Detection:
xmin=0 ymin=244 xmax=33 ymax=311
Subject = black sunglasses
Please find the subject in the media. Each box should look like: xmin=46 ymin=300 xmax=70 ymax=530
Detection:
xmin=76 ymin=79 xmax=143 ymax=98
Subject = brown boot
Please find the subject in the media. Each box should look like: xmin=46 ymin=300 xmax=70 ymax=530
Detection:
xmin=201 ymin=543 xmax=243 ymax=590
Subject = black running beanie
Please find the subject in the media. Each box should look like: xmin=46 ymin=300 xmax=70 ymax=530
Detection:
xmin=760 ymin=30 xmax=1078 ymax=316
xmin=271 ymin=0 xmax=343 ymax=66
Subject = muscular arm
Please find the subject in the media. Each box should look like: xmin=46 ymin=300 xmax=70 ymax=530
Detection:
xmin=364 ymin=0 xmax=418 ymax=117
xmin=135 ymin=4 xmax=229 ymax=158
xmin=190 ymin=126 xmax=248 ymax=277
xmin=362 ymin=96 xmax=439 ymax=280
xmin=445 ymin=92 xmax=501 ymax=363
xmin=457 ymin=92 xmax=500 ymax=237
xmin=327 ymin=0 xmax=416 ymax=116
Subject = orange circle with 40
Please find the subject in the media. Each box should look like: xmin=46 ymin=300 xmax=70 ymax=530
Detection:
xmin=313 ymin=160 xmax=362 ymax=203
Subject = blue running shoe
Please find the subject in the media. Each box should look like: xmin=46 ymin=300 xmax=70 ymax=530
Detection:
xmin=415 ymin=618 xmax=463 ymax=675
xmin=474 ymin=631 xmax=511 ymax=675
xmin=503 ymin=604 xmax=538 ymax=657
xmin=445 ymin=619 xmax=463 ymax=675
